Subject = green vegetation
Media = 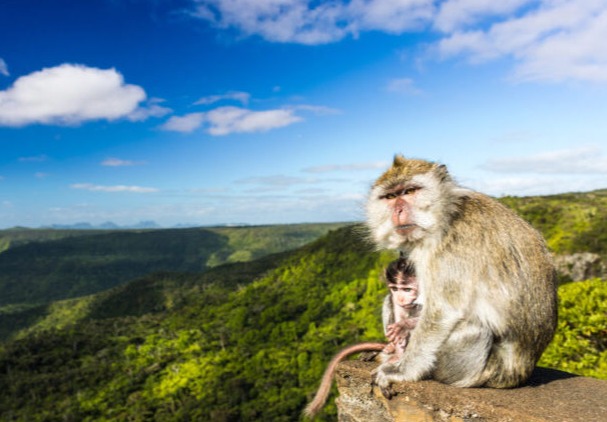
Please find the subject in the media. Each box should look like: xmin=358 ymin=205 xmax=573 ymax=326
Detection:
xmin=499 ymin=189 xmax=607 ymax=255
xmin=539 ymin=278 xmax=607 ymax=379
xmin=0 ymin=252 xmax=291 ymax=342
xmin=0 ymin=227 xmax=110 ymax=253
xmin=0 ymin=226 xmax=392 ymax=421
xmin=206 ymin=223 xmax=349 ymax=266
xmin=0 ymin=228 xmax=227 ymax=307
xmin=0 ymin=223 xmax=347 ymax=308
xmin=0 ymin=191 xmax=605 ymax=420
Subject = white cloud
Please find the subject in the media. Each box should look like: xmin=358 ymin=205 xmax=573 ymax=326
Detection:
xmin=194 ymin=91 xmax=251 ymax=105
xmin=435 ymin=1 xmax=607 ymax=83
xmin=161 ymin=112 xmax=206 ymax=133
xmin=187 ymin=1 xmax=607 ymax=84
xmin=70 ymin=183 xmax=159 ymax=193
xmin=303 ymin=161 xmax=390 ymax=173
xmin=0 ymin=64 xmax=165 ymax=127
xmin=0 ymin=58 xmax=9 ymax=77
xmin=291 ymin=104 xmax=341 ymax=115
xmin=481 ymin=146 xmax=607 ymax=174
xmin=162 ymin=106 xmax=302 ymax=135
xmin=189 ymin=0 xmax=434 ymax=45
xmin=346 ymin=0 xmax=435 ymax=34
xmin=199 ymin=190 xmax=364 ymax=223
xmin=471 ymin=175 xmax=607 ymax=197
xmin=127 ymin=98 xmax=172 ymax=121
xmin=101 ymin=158 xmax=145 ymax=167
xmin=19 ymin=154 xmax=48 ymax=163
xmin=434 ymin=0 xmax=529 ymax=32
xmin=206 ymin=106 xmax=302 ymax=135
xmin=237 ymin=175 xmax=315 ymax=187
xmin=386 ymin=78 xmax=423 ymax=95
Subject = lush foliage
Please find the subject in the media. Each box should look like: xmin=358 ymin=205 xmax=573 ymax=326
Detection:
xmin=539 ymin=279 xmax=607 ymax=379
xmin=206 ymin=223 xmax=348 ymax=266
xmin=0 ymin=228 xmax=227 ymax=307
xmin=499 ymin=189 xmax=607 ymax=255
xmin=0 ymin=228 xmax=109 ymax=253
xmin=0 ymin=223 xmax=345 ymax=309
xmin=0 ymin=226 xmax=394 ymax=421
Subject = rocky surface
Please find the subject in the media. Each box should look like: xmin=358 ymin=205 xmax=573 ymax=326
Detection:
xmin=554 ymin=253 xmax=605 ymax=281
xmin=335 ymin=361 xmax=607 ymax=422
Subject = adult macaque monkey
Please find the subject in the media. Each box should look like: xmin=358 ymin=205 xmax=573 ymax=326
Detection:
xmin=366 ymin=155 xmax=557 ymax=398
xmin=304 ymin=257 xmax=420 ymax=418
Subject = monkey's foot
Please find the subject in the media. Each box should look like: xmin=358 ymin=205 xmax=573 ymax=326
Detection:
xmin=371 ymin=368 xmax=395 ymax=400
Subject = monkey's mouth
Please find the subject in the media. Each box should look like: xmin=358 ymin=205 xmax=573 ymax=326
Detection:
xmin=395 ymin=224 xmax=416 ymax=234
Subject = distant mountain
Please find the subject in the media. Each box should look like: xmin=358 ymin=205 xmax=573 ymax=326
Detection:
xmin=38 ymin=221 xmax=258 ymax=230
xmin=44 ymin=220 xmax=161 ymax=230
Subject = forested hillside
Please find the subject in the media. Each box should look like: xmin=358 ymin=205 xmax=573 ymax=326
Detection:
xmin=1 ymin=226 xmax=393 ymax=421
xmin=0 ymin=223 xmax=347 ymax=309
xmin=499 ymin=189 xmax=607 ymax=255
xmin=0 ymin=191 xmax=605 ymax=421
xmin=0 ymin=227 xmax=109 ymax=253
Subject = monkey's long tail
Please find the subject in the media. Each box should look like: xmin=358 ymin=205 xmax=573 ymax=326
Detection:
xmin=303 ymin=342 xmax=387 ymax=419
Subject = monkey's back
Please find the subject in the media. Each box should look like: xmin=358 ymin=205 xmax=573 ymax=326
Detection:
xmin=422 ymin=191 xmax=558 ymax=387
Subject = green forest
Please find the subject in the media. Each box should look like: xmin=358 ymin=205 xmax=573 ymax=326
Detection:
xmin=0 ymin=191 xmax=606 ymax=421
xmin=0 ymin=223 xmax=347 ymax=309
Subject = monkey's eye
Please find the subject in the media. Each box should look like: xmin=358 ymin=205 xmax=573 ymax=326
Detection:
xmin=380 ymin=186 xmax=421 ymax=200
xmin=402 ymin=186 xmax=420 ymax=196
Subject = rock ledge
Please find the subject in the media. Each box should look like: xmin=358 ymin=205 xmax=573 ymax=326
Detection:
xmin=335 ymin=361 xmax=607 ymax=422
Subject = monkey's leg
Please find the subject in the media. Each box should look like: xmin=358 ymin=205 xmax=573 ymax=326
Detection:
xmin=479 ymin=341 xmax=536 ymax=388
xmin=432 ymin=322 xmax=493 ymax=387
xmin=373 ymin=310 xmax=463 ymax=395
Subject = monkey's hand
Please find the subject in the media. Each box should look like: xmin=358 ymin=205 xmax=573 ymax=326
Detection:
xmin=383 ymin=343 xmax=396 ymax=354
xmin=386 ymin=322 xmax=410 ymax=345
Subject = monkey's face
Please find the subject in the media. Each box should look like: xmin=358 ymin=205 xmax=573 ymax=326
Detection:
xmin=366 ymin=157 xmax=446 ymax=250
xmin=389 ymin=284 xmax=417 ymax=308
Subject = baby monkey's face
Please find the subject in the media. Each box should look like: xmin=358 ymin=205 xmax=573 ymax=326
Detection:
xmin=388 ymin=276 xmax=417 ymax=308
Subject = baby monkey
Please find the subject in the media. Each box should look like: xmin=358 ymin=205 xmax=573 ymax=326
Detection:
xmin=381 ymin=257 xmax=420 ymax=362
xmin=303 ymin=257 xmax=420 ymax=418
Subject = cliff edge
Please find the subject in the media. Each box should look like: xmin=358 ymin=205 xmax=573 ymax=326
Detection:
xmin=335 ymin=361 xmax=607 ymax=421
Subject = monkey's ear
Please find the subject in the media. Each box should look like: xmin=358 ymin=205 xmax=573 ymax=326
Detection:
xmin=393 ymin=154 xmax=407 ymax=166
xmin=434 ymin=164 xmax=451 ymax=181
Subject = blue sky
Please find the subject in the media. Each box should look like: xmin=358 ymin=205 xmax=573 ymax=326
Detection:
xmin=1 ymin=0 xmax=607 ymax=228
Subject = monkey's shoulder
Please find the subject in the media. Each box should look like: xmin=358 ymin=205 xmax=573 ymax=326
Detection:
xmin=452 ymin=191 xmax=530 ymax=227
xmin=440 ymin=191 xmax=544 ymax=256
